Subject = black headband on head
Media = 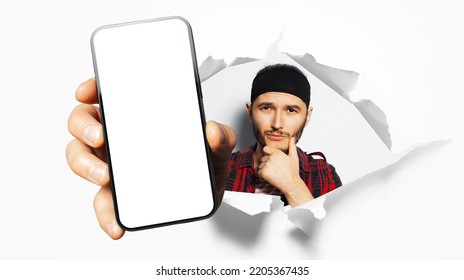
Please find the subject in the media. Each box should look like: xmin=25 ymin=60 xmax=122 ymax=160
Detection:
xmin=251 ymin=65 xmax=311 ymax=107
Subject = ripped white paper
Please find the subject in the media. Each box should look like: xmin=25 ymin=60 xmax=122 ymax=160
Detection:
xmin=285 ymin=195 xmax=327 ymax=219
xmin=221 ymin=191 xmax=277 ymax=216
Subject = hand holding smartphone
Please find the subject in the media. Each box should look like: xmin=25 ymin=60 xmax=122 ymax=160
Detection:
xmin=91 ymin=16 xmax=216 ymax=231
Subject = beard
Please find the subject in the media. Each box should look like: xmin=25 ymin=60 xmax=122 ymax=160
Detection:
xmin=251 ymin=118 xmax=306 ymax=154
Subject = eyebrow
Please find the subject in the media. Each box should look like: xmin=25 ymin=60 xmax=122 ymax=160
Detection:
xmin=255 ymin=102 xmax=302 ymax=111
xmin=287 ymin=105 xmax=302 ymax=111
xmin=256 ymin=102 xmax=274 ymax=107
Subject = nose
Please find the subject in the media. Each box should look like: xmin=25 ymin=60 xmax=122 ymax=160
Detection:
xmin=271 ymin=110 xmax=284 ymax=130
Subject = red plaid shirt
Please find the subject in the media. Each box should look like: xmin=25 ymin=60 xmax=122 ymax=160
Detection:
xmin=226 ymin=144 xmax=342 ymax=200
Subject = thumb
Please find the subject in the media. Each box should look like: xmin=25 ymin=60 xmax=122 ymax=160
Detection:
xmin=205 ymin=121 xmax=236 ymax=205
xmin=94 ymin=185 xmax=125 ymax=240
xmin=288 ymin=137 xmax=298 ymax=161
xmin=206 ymin=121 xmax=236 ymax=156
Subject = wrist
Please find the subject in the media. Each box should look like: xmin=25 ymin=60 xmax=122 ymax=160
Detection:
xmin=282 ymin=179 xmax=314 ymax=207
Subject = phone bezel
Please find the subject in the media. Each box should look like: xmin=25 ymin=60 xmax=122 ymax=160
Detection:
xmin=90 ymin=16 xmax=217 ymax=231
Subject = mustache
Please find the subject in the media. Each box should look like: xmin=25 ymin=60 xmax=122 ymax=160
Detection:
xmin=264 ymin=130 xmax=290 ymax=137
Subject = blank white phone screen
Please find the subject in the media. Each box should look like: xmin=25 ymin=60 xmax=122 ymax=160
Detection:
xmin=91 ymin=17 xmax=215 ymax=230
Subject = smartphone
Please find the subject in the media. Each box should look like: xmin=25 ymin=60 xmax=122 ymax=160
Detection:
xmin=91 ymin=16 xmax=216 ymax=231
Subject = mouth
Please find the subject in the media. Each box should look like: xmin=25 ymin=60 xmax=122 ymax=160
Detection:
xmin=265 ymin=132 xmax=288 ymax=141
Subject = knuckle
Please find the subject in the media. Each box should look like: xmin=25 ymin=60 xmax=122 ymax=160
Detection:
xmin=93 ymin=188 xmax=106 ymax=210
xmin=67 ymin=107 xmax=79 ymax=132
xmin=66 ymin=141 xmax=94 ymax=176
xmin=68 ymin=105 xmax=87 ymax=133
xmin=65 ymin=140 xmax=80 ymax=170
xmin=93 ymin=186 xmax=112 ymax=213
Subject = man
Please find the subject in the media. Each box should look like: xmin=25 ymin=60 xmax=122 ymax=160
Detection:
xmin=226 ymin=64 xmax=341 ymax=207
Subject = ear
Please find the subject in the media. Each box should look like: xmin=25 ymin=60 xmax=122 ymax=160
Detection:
xmin=305 ymin=106 xmax=313 ymax=127
xmin=246 ymin=102 xmax=252 ymax=121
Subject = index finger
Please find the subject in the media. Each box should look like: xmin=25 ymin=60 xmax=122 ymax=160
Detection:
xmin=262 ymin=145 xmax=279 ymax=155
xmin=75 ymin=78 xmax=99 ymax=104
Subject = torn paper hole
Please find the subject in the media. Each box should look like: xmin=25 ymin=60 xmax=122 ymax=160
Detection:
xmin=200 ymin=40 xmax=423 ymax=235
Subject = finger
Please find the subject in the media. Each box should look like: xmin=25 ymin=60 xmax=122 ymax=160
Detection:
xmin=288 ymin=137 xmax=298 ymax=160
xmin=66 ymin=139 xmax=110 ymax=186
xmin=260 ymin=155 xmax=269 ymax=163
xmin=206 ymin=121 xmax=236 ymax=205
xmin=258 ymin=162 xmax=266 ymax=170
xmin=257 ymin=168 xmax=264 ymax=179
xmin=68 ymin=104 xmax=104 ymax=148
xmin=262 ymin=145 xmax=278 ymax=155
xmin=75 ymin=78 xmax=99 ymax=104
xmin=94 ymin=185 xmax=125 ymax=240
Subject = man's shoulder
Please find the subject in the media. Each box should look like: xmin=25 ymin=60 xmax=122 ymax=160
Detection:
xmin=297 ymin=147 xmax=328 ymax=164
xmin=229 ymin=145 xmax=255 ymax=171
xmin=302 ymin=150 xmax=327 ymax=161
xmin=297 ymin=148 xmax=339 ymax=174
xmin=231 ymin=145 xmax=254 ymax=159
xmin=297 ymin=147 xmax=342 ymax=188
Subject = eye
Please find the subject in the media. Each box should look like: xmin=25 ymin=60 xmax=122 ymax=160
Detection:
xmin=287 ymin=107 xmax=297 ymax=113
xmin=260 ymin=106 xmax=271 ymax=111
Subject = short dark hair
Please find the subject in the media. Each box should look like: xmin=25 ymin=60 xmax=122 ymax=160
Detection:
xmin=255 ymin=63 xmax=306 ymax=78
xmin=251 ymin=63 xmax=311 ymax=107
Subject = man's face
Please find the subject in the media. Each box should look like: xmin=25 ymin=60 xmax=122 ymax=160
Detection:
xmin=247 ymin=92 xmax=313 ymax=153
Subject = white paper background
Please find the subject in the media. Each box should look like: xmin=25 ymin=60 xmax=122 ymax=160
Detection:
xmin=0 ymin=0 xmax=463 ymax=259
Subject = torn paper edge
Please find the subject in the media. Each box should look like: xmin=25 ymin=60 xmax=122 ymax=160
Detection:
xmin=198 ymin=56 xmax=227 ymax=83
xmin=222 ymin=191 xmax=281 ymax=216
xmin=199 ymin=56 xmax=259 ymax=83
